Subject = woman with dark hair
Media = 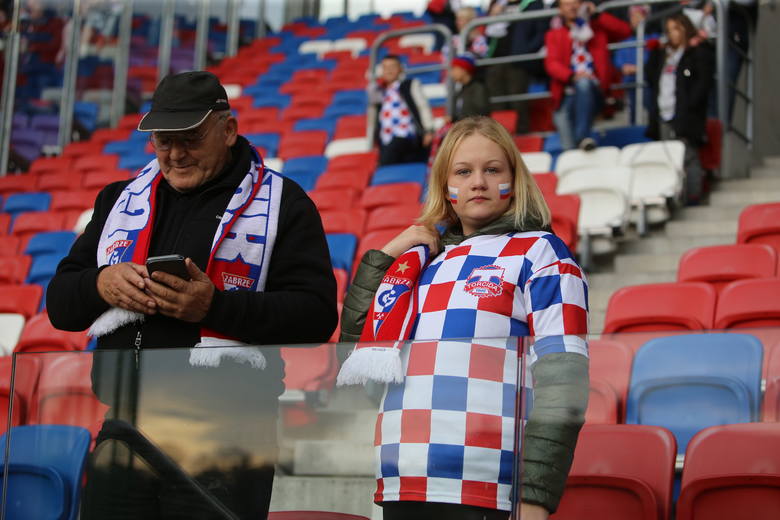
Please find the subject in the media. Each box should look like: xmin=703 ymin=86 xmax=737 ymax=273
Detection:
xmin=338 ymin=116 xmax=590 ymax=520
xmin=646 ymin=12 xmax=715 ymax=204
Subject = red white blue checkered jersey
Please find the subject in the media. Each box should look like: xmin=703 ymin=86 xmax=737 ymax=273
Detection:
xmin=375 ymin=232 xmax=589 ymax=510
xmin=571 ymin=39 xmax=594 ymax=75
xmin=379 ymin=81 xmax=416 ymax=145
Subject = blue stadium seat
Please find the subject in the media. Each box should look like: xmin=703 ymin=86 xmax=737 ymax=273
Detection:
xmin=252 ymin=94 xmax=291 ymax=110
xmin=370 ymin=163 xmax=428 ymax=186
xmin=326 ymin=233 xmax=358 ymax=273
xmin=0 ymin=425 xmax=91 ymax=520
xmin=283 ymin=156 xmax=328 ymax=178
xmin=26 ymin=253 xmax=62 ymax=287
xmin=245 ymin=133 xmax=281 ymax=157
xmin=283 ymin=171 xmax=318 ymax=192
xmin=118 ymin=153 xmax=155 ymax=171
xmin=324 ymin=103 xmax=367 ymax=119
xmin=332 ymin=90 xmax=368 ymax=106
xmin=2 ymin=193 xmax=51 ymax=218
xmin=294 ymin=117 xmax=338 ymax=138
xmin=626 ymin=333 xmax=763 ymax=455
xmin=408 ymin=71 xmax=441 ymax=85
xmin=25 ymin=231 xmax=76 ymax=257
xmin=103 ymin=140 xmax=139 ymax=155
xmin=599 ymin=126 xmax=652 ymax=148
xmin=545 ymin=132 xmax=599 ymax=154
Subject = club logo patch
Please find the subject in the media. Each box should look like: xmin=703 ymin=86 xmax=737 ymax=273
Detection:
xmin=222 ymin=272 xmax=255 ymax=290
xmin=464 ymin=265 xmax=505 ymax=298
xmin=106 ymin=240 xmax=133 ymax=265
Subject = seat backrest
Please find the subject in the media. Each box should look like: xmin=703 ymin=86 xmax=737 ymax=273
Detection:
xmin=678 ymin=244 xmax=777 ymax=295
xmin=0 ymin=285 xmax=43 ymax=319
xmin=556 ymin=166 xmax=633 ymax=198
xmin=0 ymin=313 xmax=26 ymax=355
xmin=588 ymin=338 xmax=633 ymax=421
xmin=16 ymin=312 xmax=88 ymax=353
xmin=326 ymin=233 xmax=358 ymax=272
xmin=0 ymin=424 xmax=91 ymax=520
xmin=585 ymin=379 xmax=619 ymax=424
xmin=532 ymin=173 xmax=557 ymax=195
xmin=554 ymin=424 xmax=677 ymax=520
xmin=370 ymin=163 xmax=428 ymax=187
xmin=324 ymin=137 xmax=372 ymax=158
xmin=11 ymin=211 xmax=66 ymax=237
xmin=24 ymin=231 xmax=77 ymax=257
xmin=0 ymin=255 xmax=32 ymax=285
xmin=737 ymin=202 xmax=780 ymax=254
xmin=319 ymin=209 xmax=366 ymax=236
xmin=555 ymin=147 xmax=620 ymax=178
xmin=0 ymin=235 xmax=21 ymax=256
xmin=714 ymin=278 xmax=780 ymax=329
xmin=626 ymin=333 xmax=763 ymax=454
xmin=361 ymin=183 xmax=422 ymax=211
xmin=620 ymin=140 xmax=685 ymax=171
xmin=603 ymin=282 xmax=717 ymax=333
xmin=764 ymin=346 xmax=780 ymax=421
xmin=3 ymin=192 xmax=51 ymax=217
xmin=677 ymin=423 xmax=780 ymax=520
xmin=366 ymin=204 xmax=422 ymax=233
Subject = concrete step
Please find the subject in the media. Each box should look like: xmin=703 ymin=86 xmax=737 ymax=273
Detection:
xmin=271 ymin=475 xmax=378 ymax=519
xmin=292 ymin=440 xmax=374 ymax=477
xmin=620 ymin=233 xmax=735 ymax=255
xmin=614 ymin=252 xmax=682 ymax=274
xmin=588 ymin=288 xmax=614 ymax=312
xmin=676 ymin=205 xmax=746 ymax=222
xmin=587 ymin=271 xmax=676 ymax=293
xmin=590 ymin=310 xmax=606 ymax=334
xmin=717 ymin=177 xmax=780 ymax=192
xmin=709 ymin=190 xmax=780 ymax=207
xmin=760 ymin=156 xmax=780 ymax=169
xmin=665 ymin=220 xmax=739 ymax=237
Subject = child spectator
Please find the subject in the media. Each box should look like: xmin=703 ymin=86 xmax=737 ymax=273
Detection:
xmin=451 ymin=54 xmax=490 ymax=121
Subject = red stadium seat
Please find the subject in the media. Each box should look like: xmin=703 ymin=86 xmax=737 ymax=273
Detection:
xmin=268 ymin=513 xmax=368 ymax=520
xmin=82 ymin=170 xmax=132 ymax=190
xmin=365 ymin=204 xmax=422 ymax=233
xmin=361 ymin=183 xmax=422 ymax=212
xmin=15 ymin=312 xmax=89 ymax=353
xmin=228 ymin=95 xmax=255 ymax=113
xmin=243 ymin=119 xmax=294 ymax=136
xmin=281 ymin=344 xmax=338 ymax=393
xmin=278 ymin=131 xmax=328 ymax=160
xmin=61 ymin=140 xmax=104 ymax=158
xmin=320 ymin=209 xmax=366 ymax=237
xmin=333 ymin=268 xmax=348 ymax=303
xmin=334 ymin=115 xmax=369 ymax=140
xmin=764 ymin=346 xmax=780 ymax=421
xmin=117 ymin=113 xmax=144 ymax=130
xmin=588 ymin=338 xmax=633 ymax=422
xmin=677 ymin=244 xmax=776 ymax=295
xmin=491 ymin=110 xmax=517 ymax=135
xmin=0 ymin=355 xmax=41 ymax=428
xmin=737 ymin=202 xmax=780 ymax=256
xmin=698 ymin=118 xmax=722 ymax=171
xmin=552 ymin=425 xmax=677 ymax=520
xmin=515 ymin=135 xmax=544 ymax=152
xmin=309 ymin=188 xmax=361 ymax=212
xmin=0 ymin=360 xmax=26 ymax=433
xmin=28 ymin=156 xmax=74 ymax=176
xmin=0 ymin=214 xmax=10 ymax=235
xmin=603 ymin=282 xmax=717 ymax=334
xmin=0 ymin=284 xmax=43 ymax=319
xmin=327 ymin=151 xmax=377 ymax=172
xmin=677 ymin=423 xmax=780 ymax=520
xmin=0 ymin=255 xmax=32 ymax=284
xmin=89 ymin=127 xmax=132 ymax=145
xmin=354 ymin=229 xmax=406 ymax=272
xmin=30 ymin=354 xmax=109 ymax=438
xmin=50 ymin=189 xmax=99 ymax=213
xmin=546 ymin=194 xmax=579 ymax=253
xmin=0 ymin=173 xmax=37 ymax=196
xmin=36 ymin=171 xmax=84 ymax=192
xmin=530 ymin=97 xmax=555 ymax=132
xmin=73 ymin=153 xmax=120 ymax=174
xmin=11 ymin=211 xmax=67 ymax=241
xmin=714 ymin=278 xmax=780 ymax=329
xmin=532 ymin=173 xmax=557 ymax=195
xmin=0 ymin=236 xmax=21 ymax=256
xmin=241 ymin=107 xmax=280 ymax=126
xmin=585 ymin=379 xmax=619 ymax=424
xmin=315 ymin=167 xmax=373 ymax=191
xmin=281 ymin=104 xmax=326 ymax=122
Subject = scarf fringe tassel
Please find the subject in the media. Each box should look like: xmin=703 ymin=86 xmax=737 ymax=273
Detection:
xmin=336 ymin=346 xmax=403 ymax=386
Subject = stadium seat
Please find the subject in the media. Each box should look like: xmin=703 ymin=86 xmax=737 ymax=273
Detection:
xmin=764 ymin=346 xmax=780 ymax=421
xmin=370 ymin=162 xmax=428 ymax=186
xmin=333 ymin=268 xmax=349 ymax=302
xmin=599 ymin=125 xmax=652 ymax=148
xmin=0 ymin=235 xmax=21 ymax=256
xmin=698 ymin=118 xmax=722 ymax=171
xmin=25 ymin=231 xmax=77 ymax=257
xmin=603 ymin=282 xmax=717 ymax=334
xmin=619 ymin=141 xmax=685 ymax=222
xmin=491 ymin=110 xmax=517 ymax=134
xmin=320 ymin=209 xmax=366 ymax=236
xmin=0 ymin=213 xmax=9 ymax=234
xmin=83 ymin=170 xmax=132 ymax=190
xmin=26 ymin=253 xmax=62 ymax=286
xmin=315 ymin=167 xmax=373 ymax=191
xmin=0 ymin=424 xmax=91 ymax=520
xmin=0 ymin=313 xmax=25 ymax=355
xmin=555 ymin=147 xmax=620 ymax=178
xmin=677 ymin=244 xmax=776 ymax=295
xmin=354 ymin=229 xmax=405 ymax=269
xmin=0 ymin=372 xmax=24 ymax=433
xmin=333 ymin=115 xmax=368 ymax=139
xmin=737 ymin=202 xmax=780 ymax=255
xmin=514 ymin=135 xmax=544 ymax=153
xmin=0 ymin=174 xmax=37 ymax=196
xmin=28 ymin=156 xmax=74 ymax=176
xmin=0 ymin=255 xmax=32 ymax=285
xmin=294 ymin=116 xmax=338 ymax=138
xmin=11 ymin=211 xmax=67 ymax=243
xmin=398 ymin=33 xmax=435 ymax=53
xmin=325 ymin=151 xmax=377 ymax=173
xmin=73 ymin=153 xmax=120 ymax=174
xmin=245 ymin=133 xmax=281 ymax=157
xmin=552 ymin=425 xmax=676 ymax=520
xmin=278 ymin=131 xmax=328 ymax=159
xmin=625 ymin=333 xmax=763 ymax=454
xmin=520 ymin=151 xmax=553 ymax=174
xmin=31 ymin=354 xmax=109 ymax=438
xmin=326 ymin=233 xmax=358 ymax=273
xmin=365 ymin=204 xmax=421 ymax=233
xmin=361 ymin=183 xmax=423 ymax=211
xmin=532 ymin=173 xmax=557 ymax=195
xmin=546 ymin=194 xmax=580 ymax=254
xmin=0 ymin=285 xmax=43 ymax=319
xmin=15 ymin=312 xmax=89 ymax=353
xmin=309 ymin=188 xmax=361 ymax=212
xmin=324 ymin=137 xmax=372 ymax=158
xmin=714 ymin=278 xmax=780 ymax=329
xmin=588 ymin=338 xmax=633 ymax=422
xmin=3 ymin=192 xmax=51 ymax=218
xmin=283 ymin=156 xmax=329 ymax=178
xmin=676 ymin=423 xmax=780 ymax=520
xmin=36 ymin=171 xmax=83 ymax=192
xmin=281 ymin=343 xmax=339 ymax=393
xmin=586 ymin=379 xmax=620 ymax=425
xmin=61 ymin=140 xmax=104 ymax=158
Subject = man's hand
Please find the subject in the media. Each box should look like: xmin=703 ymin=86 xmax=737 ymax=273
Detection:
xmin=144 ymin=258 xmax=215 ymax=323
xmin=97 ymin=262 xmax=157 ymax=314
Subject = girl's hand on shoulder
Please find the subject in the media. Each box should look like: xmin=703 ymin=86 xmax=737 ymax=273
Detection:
xmin=520 ymin=503 xmax=550 ymax=520
xmin=381 ymin=225 xmax=441 ymax=259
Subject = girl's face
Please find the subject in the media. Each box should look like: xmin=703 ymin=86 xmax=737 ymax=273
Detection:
xmin=446 ymin=133 xmax=514 ymax=235
xmin=666 ymin=19 xmax=686 ymax=48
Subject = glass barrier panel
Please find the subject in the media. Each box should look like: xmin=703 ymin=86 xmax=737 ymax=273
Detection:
xmin=3 ymin=338 xmax=526 ymax=519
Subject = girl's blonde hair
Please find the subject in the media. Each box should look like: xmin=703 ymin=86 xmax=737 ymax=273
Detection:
xmin=419 ymin=116 xmax=551 ymax=230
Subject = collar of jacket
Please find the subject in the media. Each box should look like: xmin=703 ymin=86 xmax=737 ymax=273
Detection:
xmin=440 ymin=214 xmax=550 ymax=247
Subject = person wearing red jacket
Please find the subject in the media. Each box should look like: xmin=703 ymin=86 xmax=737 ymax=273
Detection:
xmin=544 ymin=0 xmax=629 ymax=150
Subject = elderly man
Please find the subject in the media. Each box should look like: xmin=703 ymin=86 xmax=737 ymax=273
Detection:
xmin=368 ymin=54 xmax=435 ymax=166
xmin=47 ymin=71 xmax=337 ymax=518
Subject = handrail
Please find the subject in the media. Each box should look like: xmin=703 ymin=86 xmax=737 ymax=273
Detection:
xmin=0 ymin=0 xmax=22 ymax=176
xmin=110 ymin=0 xmax=133 ymax=128
xmin=366 ymin=23 xmax=455 ymax=139
xmin=57 ymin=0 xmax=83 ymax=152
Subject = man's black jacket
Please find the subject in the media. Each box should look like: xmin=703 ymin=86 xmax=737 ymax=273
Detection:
xmin=47 ymin=137 xmax=338 ymax=396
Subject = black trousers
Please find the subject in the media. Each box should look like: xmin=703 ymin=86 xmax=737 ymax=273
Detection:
xmin=379 ymin=136 xmax=429 ymax=166
xmin=381 ymin=501 xmax=510 ymax=520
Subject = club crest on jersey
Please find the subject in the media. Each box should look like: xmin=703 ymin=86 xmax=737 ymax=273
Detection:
xmin=464 ymin=264 xmax=505 ymax=298
xmin=106 ymin=240 xmax=133 ymax=265
xmin=221 ymin=272 xmax=255 ymax=291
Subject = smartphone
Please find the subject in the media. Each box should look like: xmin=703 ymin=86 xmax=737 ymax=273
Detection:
xmin=146 ymin=254 xmax=191 ymax=280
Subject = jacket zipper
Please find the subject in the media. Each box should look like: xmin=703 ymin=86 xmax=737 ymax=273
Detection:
xmin=134 ymin=330 xmax=142 ymax=369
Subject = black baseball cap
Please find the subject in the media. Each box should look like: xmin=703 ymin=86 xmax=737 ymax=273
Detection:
xmin=138 ymin=71 xmax=231 ymax=132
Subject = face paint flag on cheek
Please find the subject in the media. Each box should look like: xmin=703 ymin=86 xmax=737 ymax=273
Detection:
xmin=499 ymin=183 xmax=512 ymax=200
xmin=448 ymin=186 xmax=459 ymax=204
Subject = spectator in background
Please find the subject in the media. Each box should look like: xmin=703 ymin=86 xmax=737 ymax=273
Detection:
xmin=645 ymin=12 xmax=714 ymax=204
xmin=544 ymin=0 xmax=628 ymax=150
xmin=443 ymin=6 xmax=489 ymax=63
xmin=485 ymin=0 xmax=548 ymax=134
xmin=369 ymin=55 xmax=435 ymax=166
xmin=451 ymin=54 xmax=490 ymax=121
xmin=611 ymin=5 xmax=658 ymax=122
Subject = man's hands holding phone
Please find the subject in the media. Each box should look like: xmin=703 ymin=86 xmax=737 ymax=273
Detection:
xmin=97 ymin=257 xmax=215 ymax=323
